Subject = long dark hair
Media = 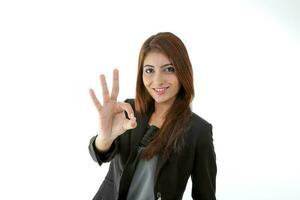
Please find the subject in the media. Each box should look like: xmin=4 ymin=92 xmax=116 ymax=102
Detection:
xmin=135 ymin=32 xmax=195 ymax=159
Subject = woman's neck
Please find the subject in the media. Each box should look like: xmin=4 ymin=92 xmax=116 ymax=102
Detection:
xmin=153 ymin=96 xmax=176 ymax=118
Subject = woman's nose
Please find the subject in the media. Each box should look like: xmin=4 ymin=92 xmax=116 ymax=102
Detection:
xmin=153 ymin=72 xmax=164 ymax=84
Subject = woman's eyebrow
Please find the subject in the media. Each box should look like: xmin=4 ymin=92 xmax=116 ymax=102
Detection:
xmin=143 ymin=63 xmax=173 ymax=68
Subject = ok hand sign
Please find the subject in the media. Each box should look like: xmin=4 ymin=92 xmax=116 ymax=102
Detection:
xmin=89 ymin=69 xmax=137 ymax=151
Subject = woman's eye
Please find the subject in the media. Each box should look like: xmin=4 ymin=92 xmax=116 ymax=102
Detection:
xmin=145 ymin=68 xmax=154 ymax=73
xmin=165 ymin=67 xmax=175 ymax=73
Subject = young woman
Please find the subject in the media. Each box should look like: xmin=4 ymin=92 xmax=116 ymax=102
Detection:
xmin=88 ymin=32 xmax=217 ymax=200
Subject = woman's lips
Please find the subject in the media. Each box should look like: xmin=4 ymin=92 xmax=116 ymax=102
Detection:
xmin=153 ymin=87 xmax=169 ymax=95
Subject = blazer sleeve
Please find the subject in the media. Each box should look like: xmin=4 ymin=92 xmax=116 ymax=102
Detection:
xmin=88 ymin=135 xmax=120 ymax=166
xmin=191 ymin=123 xmax=217 ymax=200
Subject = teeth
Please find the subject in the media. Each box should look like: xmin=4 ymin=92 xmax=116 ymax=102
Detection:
xmin=154 ymin=87 xmax=168 ymax=92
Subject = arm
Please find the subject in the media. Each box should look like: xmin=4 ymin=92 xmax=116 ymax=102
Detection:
xmin=88 ymin=135 xmax=120 ymax=166
xmin=191 ymin=123 xmax=217 ymax=200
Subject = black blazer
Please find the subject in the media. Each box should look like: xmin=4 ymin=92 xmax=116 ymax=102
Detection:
xmin=89 ymin=99 xmax=217 ymax=200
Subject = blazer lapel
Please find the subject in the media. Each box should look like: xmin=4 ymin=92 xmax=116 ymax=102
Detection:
xmin=154 ymin=150 xmax=168 ymax=186
xmin=129 ymin=110 xmax=154 ymax=150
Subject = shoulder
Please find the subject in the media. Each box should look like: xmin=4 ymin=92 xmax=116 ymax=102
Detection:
xmin=188 ymin=112 xmax=212 ymax=132
xmin=184 ymin=112 xmax=213 ymax=145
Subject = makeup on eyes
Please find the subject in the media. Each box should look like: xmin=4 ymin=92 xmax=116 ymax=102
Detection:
xmin=143 ymin=64 xmax=175 ymax=74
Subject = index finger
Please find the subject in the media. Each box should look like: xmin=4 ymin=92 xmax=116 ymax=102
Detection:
xmin=110 ymin=68 xmax=119 ymax=101
xmin=100 ymin=74 xmax=110 ymax=104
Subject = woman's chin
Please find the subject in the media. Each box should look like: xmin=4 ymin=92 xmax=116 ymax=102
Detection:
xmin=152 ymin=95 xmax=171 ymax=104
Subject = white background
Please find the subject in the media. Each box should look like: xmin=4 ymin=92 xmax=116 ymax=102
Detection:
xmin=0 ymin=0 xmax=299 ymax=199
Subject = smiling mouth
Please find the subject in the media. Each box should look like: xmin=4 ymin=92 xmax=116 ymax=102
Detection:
xmin=153 ymin=87 xmax=169 ymax=93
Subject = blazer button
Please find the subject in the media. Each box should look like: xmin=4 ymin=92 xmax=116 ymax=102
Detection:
xmin=156 ymin=192 xmax=161 ymax=200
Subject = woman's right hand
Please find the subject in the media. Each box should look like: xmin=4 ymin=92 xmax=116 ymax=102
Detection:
xmin=89 ymin=69 xmax=137 ymax=150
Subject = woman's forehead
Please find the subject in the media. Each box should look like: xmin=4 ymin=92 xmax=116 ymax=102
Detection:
xmin=143 ymin=51 xmax=171 ymax=66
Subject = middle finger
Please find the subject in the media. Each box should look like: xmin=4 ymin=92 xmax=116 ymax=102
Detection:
xmin=111 ymin=68 xmax=119 ymax=101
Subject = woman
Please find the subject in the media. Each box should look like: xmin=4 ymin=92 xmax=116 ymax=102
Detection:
xmin=88 ymin=32 xmax=217 ymax=200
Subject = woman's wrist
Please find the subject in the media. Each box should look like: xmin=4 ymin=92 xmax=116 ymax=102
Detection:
xmin=95 ymin=135 xmax=114 ymax=153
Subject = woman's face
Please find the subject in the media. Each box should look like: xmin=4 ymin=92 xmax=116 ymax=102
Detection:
xmin=142 ymin=51 xmax=181 ymax=105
